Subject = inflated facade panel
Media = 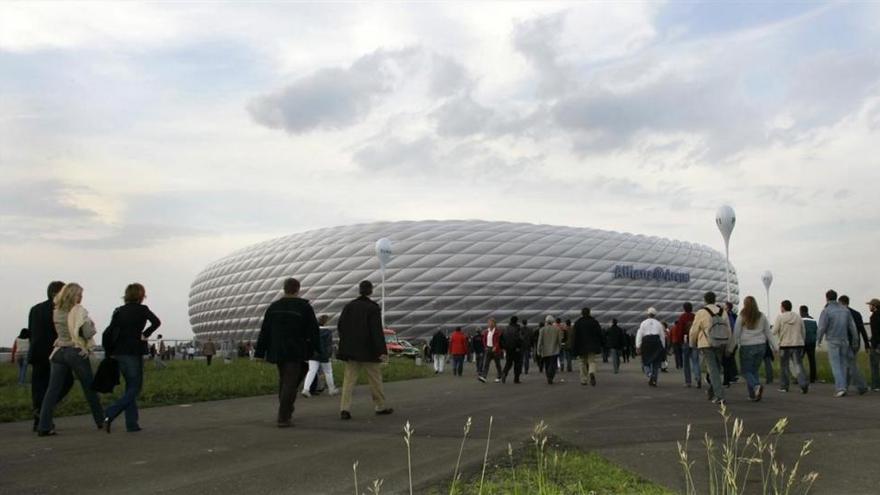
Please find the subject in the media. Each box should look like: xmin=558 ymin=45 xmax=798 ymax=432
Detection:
xmin=188 ymin=220 xmax=739 ymax=341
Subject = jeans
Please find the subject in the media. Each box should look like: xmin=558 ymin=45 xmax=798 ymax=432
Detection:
xmin=433 ymin=354 xmax=447 ymax=373
xmin=303 ymin=360 xmax=337 ymax=393
xmin=739 ymin=344 xmax=765 ymax=397
xmin=804 ymin=342 xmax=817 ymax=383
xmin=39 ymin=347 xmax=104 ymax=432
xmin=701 ymin=347 xmax=725 ymax=402
xmin=17 ymin=358 xmax=28 ymax=385
xmin=474 ymin=352 xmax=484 ymax=375
xmin=543 ymin=356 xmax=558 ymax=383
xmin=522 ymin=349 xmax=531 ymax=374
xmin=779 ymin=347 xmax=808 ymax=390
xmin=559 ymin=349 xmax=573 ymax=372
xmin=481 ymin=350 xmax=503 ymax=379
xmin=609 ymin=349 xmax=621 ymax=373
xmin=672 ymin=343 xmax=683 ymax=369
xmin=31 ymin=360 xmax=73 ymax=423
xmin=762 ymin=351 xmax=774 ymax=384
xmin=826 ymin=341 xmax=866 ymax=392
xmin=722 ymin=351 xmax=738 ymax=385
xmin=276 ymin=361 xmax=307 ymax=422
xmin=502 ymin=352 xmax=523 ymax=382
xmin=870 ymin=350 xmax=880 ymax=389
xmin=452 ymin=355 xmax=465 ymax=376
xmin=105 ymin=355 xmax=144 ymax=430
xmin=683 ymin=345 xmax=701 ymax=386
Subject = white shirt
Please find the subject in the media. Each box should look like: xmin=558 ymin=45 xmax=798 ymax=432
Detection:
xmin=636 ymin=318 xmax=666 ymax=349
xmin=486 ymin=328 xmax=496 ymax=346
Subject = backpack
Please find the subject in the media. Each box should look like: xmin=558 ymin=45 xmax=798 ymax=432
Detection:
xmin=701 ymin=306 xmax=730 ymax=348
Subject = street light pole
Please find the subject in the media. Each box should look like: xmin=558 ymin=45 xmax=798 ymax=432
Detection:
xmin=762 ymin=270 xmax=773 ymax=318
xmin=715 ymin=205 xmax=736 ymax=303
xmin=375 ymin=238 xmax=392 ymax=329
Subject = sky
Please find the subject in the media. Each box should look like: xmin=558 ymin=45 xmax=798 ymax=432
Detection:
xmin=2 ymin=1 xmax=879 ymax=344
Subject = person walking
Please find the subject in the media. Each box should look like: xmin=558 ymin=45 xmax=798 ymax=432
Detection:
xmin=478 ymin=318 xmax=504 ymax=383
xmin=773 ymin=300 xmax=809 ymax=394
xmin=27 ymin=281 xmax=73 ymax=432
xmin=818 ymin=289 xmax=868 ymax=397
xmin=302 ymin=315 xmax=339 ymax=398
xmin=605 ymin=319 xmax=626 ymax=374
xmin=102 ymin=283 xmax=161 ymax=433
xmin=800 ymin=305 xmax=818 ymax=383
xmin=733 ymin=296 xmax=775 ymax=401
xmin=154 ymin=334 xmax=168 ymax=370
xmin=723 ymin=301 xmax=740 ymax=386
xmin=521 ymin=320 xmax=533 ymax=375
xmin=636 ymin=308 xmax=666 ymax=387
xmin=254 ymin=278 xmax=320 ymax=427
xmin=559 ymin=319 xmax=574 ymax=372
xmin=12 ymin=329 xmax=30 ymax=385
xmin=449 ymin=327 xmax=469 ymax=377
xmin=429 ymin=330 xmax=449 ymax=374
xmin=202 ymin=338 xmax=216 ymax=366
xmin=690 ymin=291 xmax=732 ymax=405
xmin=840 ymin=295 xmax=871 ymax=353
xmin=37 ymin=283 xmax=104 ymax=436
xmin=675 ymin=303 xmax=700 ymax=388
xmin=470 ymin=330 xmax=485 ymax=375
xmin=867 ymin=298 xmax=880 ymax=391
xmin=571 ymin=308 xmax=603 ymax=386
xmin=500 ymin=316 xmax=524 ymax=384
xmin=536 ymin=315 xmax=562 ymax=384
xmin=337 ymin=280 xmax=393 ymax=420
xmin=668 ymin=319 xmax=684 ymax=370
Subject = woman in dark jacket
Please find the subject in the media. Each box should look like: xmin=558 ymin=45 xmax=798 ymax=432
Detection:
xmin=102 ymin=283 xmax=160 ymax=433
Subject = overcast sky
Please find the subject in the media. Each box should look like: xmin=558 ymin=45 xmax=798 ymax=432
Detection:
xmin=2 ymin=2 xmax=879 ymax=344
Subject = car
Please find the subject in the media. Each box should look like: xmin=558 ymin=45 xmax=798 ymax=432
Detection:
xmin=384 ymin=329 xmax=419 ymax=358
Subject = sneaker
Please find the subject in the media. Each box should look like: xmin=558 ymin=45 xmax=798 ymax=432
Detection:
xmin=834 ymin=390 xmax=847 ymax=398
xmin=375 ymin=408 xmax=394 ymax=416
xmin=872 ymin=388 xmax=880 ymax=392
xmin=696 ymin=382 xmax=702 ymax=389
xmin=328 ymin=388 xmax=340 ymax=396
xmin=685 ymin=383 xmax=692 ymax=388
xmin=589 ymin=373 xmax=596 ymax=386
xmin=755 ymin=385 xmax=763 ymax=402
xmin=477 ymin=376 xmax=487 ymax=383
xmin=858 ymin=388 xmax=868 ymax=396
xmin=340 ymin=410 xmax=352 ymax=420
xmin=777 ymin=387 xmax=788 ymax=393
xmin=301 ymin=391 xmax=311 ymax=398
xmin=277 ymin=420 xmax=293 ymax=428
xmin=501 ymin=375 xmax=507 ymax=384
xmin=494 ymin=378 xmax=501 ymax=383
xmin=800 ymin=385 xmax=809 ymax=394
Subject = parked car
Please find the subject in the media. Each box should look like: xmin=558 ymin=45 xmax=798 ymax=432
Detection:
xmin=384 ymin=329 xmax=419 ymax=358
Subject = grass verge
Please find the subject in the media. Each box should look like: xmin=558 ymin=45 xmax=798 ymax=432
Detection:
xmin=0 ymin=357 xmax=432 ymax=423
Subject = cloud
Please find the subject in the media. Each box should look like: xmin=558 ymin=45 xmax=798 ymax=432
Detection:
xmin=353 ymin=135 xmax=438 ymax=171
xmin=429 ymin=54 xmax=472 ymax=97
xmin=247 ymin=47 xmax=420 ymax=133
xmin=511 ymin=11 xmax=570 ymax=96
xmin=0 ymin=180 xmax=100 ymax=220
xmin=431 ymin=95 xmax=495 ymax=137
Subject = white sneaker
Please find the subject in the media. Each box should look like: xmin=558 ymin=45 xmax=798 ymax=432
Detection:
xmin=834 ymin=390 xmax=846 ymax=398
xmin=301 ymin=391 xmax=311 ymax=398
xmin=493 ymin=378 xmax=501 ymax=383
xmin=328 ymin=389 xmax=340 ymax=396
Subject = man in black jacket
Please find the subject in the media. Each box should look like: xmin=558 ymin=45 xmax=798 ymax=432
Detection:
xmin=255 ymin=278 xmax=320 ymax=428
xmin=605 ymin=319 xmax=626 ymax=374
xmin=500 ymin=316 xmax=524 ymax=384
xmin=839 ymin=295 xmax=871 ymax=352
xmin=429 ymin=330 xmax=449 ymax=374
xmin=337 ymin=280 xmax=393 ymax=420
xmin=28 ymin=281 xmax=73 ymax=432
xmin=571 ymin=307 xmax=604 ymax=386
xmin=867 ymin=298 xmax=880 ymax=391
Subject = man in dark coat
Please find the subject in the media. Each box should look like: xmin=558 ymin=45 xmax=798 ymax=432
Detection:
xmin=255 ymin=277 xmax=320 ymax=427
xmin=520 ymin=320 xmax=533 ymax=375
xmin=27 ymin=281 xmax=73 ymax=432
xmin=336 ymin=280 xmax=393 ymax=420
xmin=571 ymin=307 xmax=604 ymax=386
xmin=605 ymin=318 xmax=626 ymax=374
xmin=429 ymin=330 xmax=449 ymax=374
xmin=500 ymin=316 xmax=524 ymax=384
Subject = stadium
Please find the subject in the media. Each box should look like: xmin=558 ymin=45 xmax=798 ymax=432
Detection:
xmin=188 ymin=220 xmax=739 ymax=342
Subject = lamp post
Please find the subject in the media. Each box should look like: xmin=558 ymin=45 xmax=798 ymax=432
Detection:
xmin=375 ymin=238 xmax=392 ymax=329
xmin=761 ymin=270 xmax=773 ymax=318
xmin=715 ymin=205 xmax=736 ymax=303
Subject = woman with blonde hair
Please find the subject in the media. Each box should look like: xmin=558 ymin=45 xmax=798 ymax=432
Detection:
xmin=37 ymin=283 xmax=104 ymax=436
xmin=734 ymin=296 xmax=776 ymax=402
xmin=102 ymin=283 xmax=161 ymax=433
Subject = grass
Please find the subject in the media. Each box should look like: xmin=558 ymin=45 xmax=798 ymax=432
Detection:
xmin=0 ymin=357 xmax=433 ymax=423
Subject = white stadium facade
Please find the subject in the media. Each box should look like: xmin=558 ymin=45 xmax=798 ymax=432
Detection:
xmin=188 ymin=220 xmax=739 ymax=342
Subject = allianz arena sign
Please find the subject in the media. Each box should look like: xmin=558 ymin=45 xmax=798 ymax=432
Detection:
xmin=613 ymin=265 xmax=691 ymax=283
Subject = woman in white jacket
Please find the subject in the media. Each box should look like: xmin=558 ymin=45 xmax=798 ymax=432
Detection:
xmin=37 ymin=283 xmax=104 ymax=436
xmin=734 ymin=296 xmax=777 ymax=402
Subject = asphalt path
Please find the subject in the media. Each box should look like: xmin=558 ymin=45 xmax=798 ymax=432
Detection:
xmin=1 ymin=359 xmax=877 ymax=494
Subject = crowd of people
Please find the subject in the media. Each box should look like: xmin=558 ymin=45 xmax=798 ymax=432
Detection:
xmin=16 ymin=276 xmax=880 ymax=434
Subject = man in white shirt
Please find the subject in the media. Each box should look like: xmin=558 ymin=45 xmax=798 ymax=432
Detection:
xmin=636 ymin=307 xmax=666 ymax=387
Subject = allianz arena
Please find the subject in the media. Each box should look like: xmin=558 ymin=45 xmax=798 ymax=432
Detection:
xmin=188 ymin=220 xmax=739 ymax=341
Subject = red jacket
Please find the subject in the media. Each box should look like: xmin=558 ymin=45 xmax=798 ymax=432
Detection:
xmin=449 ymin=331 xmax=469 ymax=356
xmin=674 ymin=312 xmax=695 ymax=343
xmin=669 ymin=324 xmax=684 ymax=344
xmin=482 ymin=327 xmax=503 ymax=354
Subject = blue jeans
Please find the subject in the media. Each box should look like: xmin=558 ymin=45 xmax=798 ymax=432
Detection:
xmin=827 ymin=341 xmax=866 ymax=392
xmin=701 ymin=348 xmax=725 ymax=401
xmin=522 ymin=349 xmax=531 ymax=374
xmin=683 ymin=344 xmax=701 ymax=386
xmin=609 ymin=349 xmax=621 ymax=373
xmin=105 ymin=355 xmax=144 ymax=430
xmin=739 ymin=344 xmax=765 ymax=397
xmin=452 ymin=355 xmax=465 ymax=376
xmin=779 ymin=347 xmax=807 ymax=390
xmin=17 ymin=358 xmax=28 ymax=385
xmin=39 ymin=347 xmax=104 ymax=432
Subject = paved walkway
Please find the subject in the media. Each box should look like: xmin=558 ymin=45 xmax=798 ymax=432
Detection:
xmin=1 ymin=360 xmax=877 ymax=494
